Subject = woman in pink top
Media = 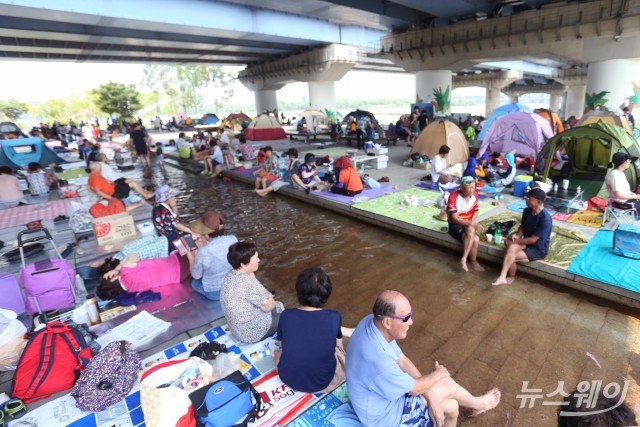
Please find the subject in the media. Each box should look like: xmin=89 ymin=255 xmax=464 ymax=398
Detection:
xmin=97 ymin=250 xmax=194 ymax=299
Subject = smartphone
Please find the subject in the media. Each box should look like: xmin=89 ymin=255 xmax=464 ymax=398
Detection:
xmin=173 ymin=235 xmax=197 ymax=256
xmin=183 ymin=234 xmax=197 ymax=251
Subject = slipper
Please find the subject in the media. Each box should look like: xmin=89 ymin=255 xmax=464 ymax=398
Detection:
xmin=1 ymin=398 xmax=26 ymax=419
xmin=53 ymin=215 xmax=69 ymax=223
xmin=0 ymin=409 xmax=4 ymax=427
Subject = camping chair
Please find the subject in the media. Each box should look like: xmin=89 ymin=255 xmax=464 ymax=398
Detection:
xmin=602 ymin=200 xmax=637 ymax=227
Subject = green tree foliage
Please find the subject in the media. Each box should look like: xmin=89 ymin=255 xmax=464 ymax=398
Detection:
xmin=0 ymin=98 xmax=29 ymax=121
xmin=92 ymin=81 xmax=142 ymax=119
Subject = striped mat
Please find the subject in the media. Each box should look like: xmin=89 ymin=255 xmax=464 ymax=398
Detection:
xmin=0 ymin=198 xmax=73 ymax=229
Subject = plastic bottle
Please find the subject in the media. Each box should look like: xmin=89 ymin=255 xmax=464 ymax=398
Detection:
xmin=577 ymin=185 xmax=582 ymax=194
xmin=553 ymin=183 xmax=558 ymax=192
xmin=75 ymin=273 xmax=87 ymax=305
xmin=85 ymin=296 xmax=101 ymax=325
xmin=494 ymin=227 xmax=503 ymax=246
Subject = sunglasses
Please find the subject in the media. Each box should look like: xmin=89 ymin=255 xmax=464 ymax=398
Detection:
xmin=378 ymin=308 xmax=413 ymax=322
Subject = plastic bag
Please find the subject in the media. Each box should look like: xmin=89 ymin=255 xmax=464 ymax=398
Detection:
xmin=0 ymin=309 xmax=28 ymax=370
xmin=69 ymin=202 xmax=93 ymax=233
xmin=210 ymin=353 xmax=238 ymax=379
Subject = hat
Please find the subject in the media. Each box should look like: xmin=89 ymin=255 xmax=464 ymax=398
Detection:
xmin=190 ymin=211 xmax=224 ymax=234
xmin=154 ymin=184 xmax=180 ymax=204
xmin=612 ymin=152 xmax=638 ymax=168
xmin=460 ymin=175 xmax=475 ymax=185
xmin=525 ymin=187 xmax=546 ymax=202
xmin=285 ymin=148 xmax=298 ymax=158
xmin=304 ymin=153 xmax=316 ymax=163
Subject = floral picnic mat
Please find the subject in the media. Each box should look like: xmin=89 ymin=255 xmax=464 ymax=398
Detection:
xmin=353 ymin=187 xmax=499 ymax=234
xmin=479 ymin=212 xmax=588 ymax=268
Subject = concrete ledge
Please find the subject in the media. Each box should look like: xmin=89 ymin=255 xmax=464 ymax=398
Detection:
xmin=226 ymin=169 xmax=640 ymax=309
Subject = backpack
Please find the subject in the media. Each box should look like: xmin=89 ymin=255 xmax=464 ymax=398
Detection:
xmin=189 ymin=370 xmax=262 ymax=427
xmin=72 ymin=341 xmax=140 ymax=412
xmin=12 ymin=321 xmax=94 ymax=403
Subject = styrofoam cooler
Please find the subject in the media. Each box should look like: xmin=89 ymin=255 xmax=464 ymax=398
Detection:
xmin=0 ymin=272 xmax=26 ymax=314
xmin=513 ymin=175 xmax=533 ymax=197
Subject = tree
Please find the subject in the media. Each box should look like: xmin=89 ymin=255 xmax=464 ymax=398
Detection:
xmin=176 ymin=65 xmax=211 ymax=114
xmin=92 ymin=81 xmax=142 ymax=119
xmin=0 ymin=99 xmax=29 ymax=121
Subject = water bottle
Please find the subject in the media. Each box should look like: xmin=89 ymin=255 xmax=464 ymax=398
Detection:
xmin=494 ymin=227 xmax=503 ymax=246
xmin=553 ymin=183 xmax=558 ymax=192
xmin=75 ymin=273 xmax=87 ymax=305
xmin=577 ymin=185 xmax=582 ymax=194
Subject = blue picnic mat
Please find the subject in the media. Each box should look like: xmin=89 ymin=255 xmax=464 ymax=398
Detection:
xmin=567 ymin=230 xmax=640 ymax=293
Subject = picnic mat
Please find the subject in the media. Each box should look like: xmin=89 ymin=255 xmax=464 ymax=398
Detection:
xmin=479 ymin=212 xmax=588 ymax=268
xmin=353 ymin=187 xmax=498 ymax=234
xmin=0 ymin=198 xmax=73 ymax=228
xmin=290 ymin=382 xmax=351 ymax=427
xmin=56 ymin=167 xmax=88 ymax=180
xmin=568 ymin=230 xmax=640 ymax=293
xmin=507 ymin=199 xmax=557 ymax=217
xmin=309 ymin=184 xmax=396 ymax=205
xmin=507 ymin=201 xmax=602 ymax=229
xmin=17 ymin=322 xmax=317 ymax=427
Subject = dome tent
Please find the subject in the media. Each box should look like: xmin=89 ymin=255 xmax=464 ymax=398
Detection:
xmin=411 ymin=119 xmax=469 ymax=165
xmin=576 ymin=110 xmax=633 ymax=135
xmin=243 ymin=114 xmax=286 ymax=141
xmin=477 ymin=112 xmax=554 ymax=159
xmin=477 ymin=103 xmax=531 ymax=141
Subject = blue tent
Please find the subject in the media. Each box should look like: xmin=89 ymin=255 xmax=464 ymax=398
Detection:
xmin=477 ymin=103 xmax=531 ymax=141
xmin=200 ymin=113 xmax=219 ymax=126
xmin=0 ymin=138 xmax=69 ymax=168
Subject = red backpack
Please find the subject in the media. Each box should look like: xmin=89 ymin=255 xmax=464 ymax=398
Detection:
xmin=12 ymin=322 xmax=94 ymax=403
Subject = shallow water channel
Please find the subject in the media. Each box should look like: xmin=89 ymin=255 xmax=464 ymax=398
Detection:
xmin=145 ymin=165 xmax=640 ymax=426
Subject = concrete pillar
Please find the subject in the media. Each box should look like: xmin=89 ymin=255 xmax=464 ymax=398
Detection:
xmin=586 ymin=59 xmax=640 ymax=113
xmin=562 ymin=84 xmax=586 ymax=119
xmin=416 ymin=70 xmax=452 ymax=115
xmin=308 ymin=81 xmax=336 ymax=111
xmin=549 ymin=94 xmax=561 ymax=111
xmin=254 ymin=90 xmax=278 ymax=115
xmin=486 ymin=86 xmax=501 ymax=117
xmin=510 ymin=94 xmax=519 ymax=103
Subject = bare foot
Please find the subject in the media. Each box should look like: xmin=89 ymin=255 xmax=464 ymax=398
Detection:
xmin=506 ymin=277 xmax=515 ymax=285
xmin=491 ymin=277 xmax=509 ymax=286
xmin=471 ymin=388 xmax=501 ymax=416
xmin=472 ymin=261 xmax=485 ymax=272
xmin=460 ymin=259 xmax=469 ymax=272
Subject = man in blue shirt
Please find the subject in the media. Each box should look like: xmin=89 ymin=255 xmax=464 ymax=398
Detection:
xmin=492 ymin=187 xmax=553 ymax=286
xmin=346 ymin=290 xmax=501 ymax=427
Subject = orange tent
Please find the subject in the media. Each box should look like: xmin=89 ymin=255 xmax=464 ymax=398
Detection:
xmin=411 ymin=119 xmax=469 ymax=165
xmin=535 ymin=109 xmax=565 ymax=133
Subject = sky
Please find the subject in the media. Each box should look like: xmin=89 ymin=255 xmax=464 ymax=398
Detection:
xmin=0 ymin=60 xmax=486 ymax=106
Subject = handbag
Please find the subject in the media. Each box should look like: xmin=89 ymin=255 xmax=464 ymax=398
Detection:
xmin=189 ymin=370 xmax=262 ymax=427
xmin=139 ymin=357 xmax=214 ymax=427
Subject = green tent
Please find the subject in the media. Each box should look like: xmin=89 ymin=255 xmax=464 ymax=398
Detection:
xmin=535 ymin=122 xmax=640 ymax=190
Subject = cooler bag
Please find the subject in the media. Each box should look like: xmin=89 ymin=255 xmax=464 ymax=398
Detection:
xmin=18 ymin=228 xmax=77 ymax=314
xmin=613 ymin=224 xmax=640 ymax=260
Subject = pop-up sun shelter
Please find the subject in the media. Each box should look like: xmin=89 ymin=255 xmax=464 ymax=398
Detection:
xmin=411 ymin=119 xmax=469 ymax=165
xmin=243 ymin=114 xmax=285 ymax=141
xmin=536 ymin=122 xmax=639 ymax=189
xmin=477 ymin=111 xmax=554 ymax=159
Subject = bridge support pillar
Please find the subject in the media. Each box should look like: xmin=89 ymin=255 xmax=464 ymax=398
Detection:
xmin=416 ymin=70 xmax=452 ymax=115
xmin=308 ymin=81 xmax=335 ymax=111
xmin=586 ymin=59 xmax=640 ymax=113
xmin=255 ymin=90 xmax=278 ymax=115
xmin=509 ymin=94 xmax=519 ymax=103
xmin=549 ymin=94 xmax=561 ymax=111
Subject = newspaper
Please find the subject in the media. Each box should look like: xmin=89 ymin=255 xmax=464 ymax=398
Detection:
xmin=96 ymin=310 xmax=170 ymax=349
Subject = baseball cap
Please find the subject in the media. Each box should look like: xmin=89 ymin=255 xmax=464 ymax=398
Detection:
xmin=190 ymin=211 xmax=224 ymax=235
xmin=612 ymin=152 xmax=638 ymax=168
xmin=304 ymin=153 xmax=316 ymax=163
xmin=525 ymin=187 xmax=546 ymax=202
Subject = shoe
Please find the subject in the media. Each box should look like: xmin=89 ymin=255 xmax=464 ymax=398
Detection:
xmin=1 ymin=398 xmax=27 ymax=420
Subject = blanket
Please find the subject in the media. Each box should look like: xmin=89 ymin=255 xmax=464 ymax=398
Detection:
xmin=0 ymin=198 xmax=73 ymax=229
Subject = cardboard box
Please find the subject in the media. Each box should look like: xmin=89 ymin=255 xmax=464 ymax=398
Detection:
xmin=92 ymin=213 xmax=137 ymax=246
xmin=413 ymin=162 xmax=431 ymax=171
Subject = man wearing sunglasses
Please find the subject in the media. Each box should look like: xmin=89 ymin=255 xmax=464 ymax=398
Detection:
xmin=492 ymin=187 xmax=552 ymax=286
xmin=447 ymin=175 xmax=485 ymax=273
xmin=346 ymin=290 xmax=501 ymax=427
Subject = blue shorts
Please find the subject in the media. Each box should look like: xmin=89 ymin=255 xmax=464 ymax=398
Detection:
xmin=524 ymin=246 xmax=545 ymax=261
xmin=399 ymin=394 xmax=434 ymax=427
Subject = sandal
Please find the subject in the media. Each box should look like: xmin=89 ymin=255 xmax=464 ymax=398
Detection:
xmin=1 ymin=398 xmax=27 ymax=419
xmin=0 ymin=409 xmax=4 ymax=427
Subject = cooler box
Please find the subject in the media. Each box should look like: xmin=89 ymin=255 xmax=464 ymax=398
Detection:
xmin=613 ymin=224 xmax=640 ymax=259
xmin=513 ymin=175 xmax=533 ymax=197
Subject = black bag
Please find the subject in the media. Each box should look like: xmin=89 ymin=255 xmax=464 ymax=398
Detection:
xmin=487 ymin=220 xmax=517 ymax=237
xmin=189 ymin=370 xmax=262 ymax=427
xmin=189 ymin=341 xmax=228 ymax=360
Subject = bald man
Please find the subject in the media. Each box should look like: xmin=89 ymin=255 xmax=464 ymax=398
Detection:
xmin=346 ymin=290 xmax=500 ymax=427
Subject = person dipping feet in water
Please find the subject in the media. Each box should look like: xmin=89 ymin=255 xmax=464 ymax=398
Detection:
xmin=447 ymin=175 xmax=484 ymax=272
xmin=346 ymin=290 xmax=501 ymax=427
xmin=492 ymin=187 xmax=552 ymax=286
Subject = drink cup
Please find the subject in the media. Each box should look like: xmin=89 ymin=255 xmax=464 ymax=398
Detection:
xmin=486 ymin=234 xmax=494 ymax=243
xmin=562 ymin=179 xmax=569 ymax=190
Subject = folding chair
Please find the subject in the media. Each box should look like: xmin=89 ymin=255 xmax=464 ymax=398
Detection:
xmin=602 ymin=199 xmax=638 ymax=227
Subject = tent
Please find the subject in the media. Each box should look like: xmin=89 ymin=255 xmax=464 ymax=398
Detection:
xmin=221 ymin=112 xmax=251 ymax=132
xmin=477 ymin=103 xmax=531 ymax=141
xmin=575 ymin=110 xmax=633 ymax=135
xmin=0 ymin=137 xmax=69 ymax=168
xmin=200 ymin=113 xmax=219 ymax=126
xmin=535 ymin=109 xmax=565 ymax=134
xmin=243 ymin=114 xmax=286 ymax=141
xmin=477 ymin=112 xmax=554 ymax=159
xmin=411 ymin=119 xmax=469 ymax=165
xmin=536 ymin=122 xmax=640 ymax=188
xmin=0 ymin=121 xmax=24 ymax=137
xmin=299 ymin=107 xmax=326 ymax=130
xmin=342 ymin=109 xmax=385 ymax=135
